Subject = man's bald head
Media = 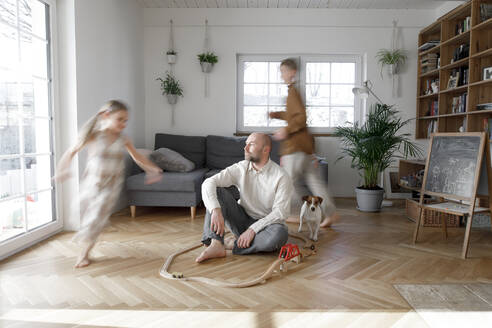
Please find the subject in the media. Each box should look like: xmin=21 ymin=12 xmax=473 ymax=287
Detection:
xmin=244 ymin=133 xmax=272 ymax=164
xmin=251 ymin=132 xmax=272 ymax=152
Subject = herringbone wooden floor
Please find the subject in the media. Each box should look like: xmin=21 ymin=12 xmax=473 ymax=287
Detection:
xmin=1 ymin=198 xmax=492 ymax=327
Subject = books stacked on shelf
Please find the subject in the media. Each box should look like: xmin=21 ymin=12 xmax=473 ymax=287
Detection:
xmin=427 ymin=100 xmax=439 ymax=116
xmin=421 ymin=53 xmax=439 ymax=73
xmin=455 ymin=16 xmax=471 ymax=35
xmin=451 ymin=44 xmax=469 ymax=62
xmin=419 ymin=40 xmax=439 ymax=52
xmin=427 ymin=120 xmax=438 ymax=137
xmin=424 ymin=77 xmax=439 ymax=95
xmin=451 ymin=93 xmax=467 ymax=113
xmin=480 ymin=3 xmax=492 ymax=22
xmin=477 ymin=103 xmax=492 ymax=111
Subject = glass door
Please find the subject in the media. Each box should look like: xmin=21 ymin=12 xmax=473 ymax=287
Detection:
xmin=0 ymin=0 xmax=58 ymax=252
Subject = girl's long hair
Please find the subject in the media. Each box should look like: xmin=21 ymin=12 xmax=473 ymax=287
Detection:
xmin=74 ymin=100 xmax=128 ymax=152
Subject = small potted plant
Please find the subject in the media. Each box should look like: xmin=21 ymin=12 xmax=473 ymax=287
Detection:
xmin=376 ymin=49 xmax=407 ymax=77
xmin=156 ymin=72 xmax=183 ymax=105
xmin=198 ymin=51 xmax=218 ymax=73
xmin=166 ymin=50 xmax=177 ymax=64
xmin=334 ymin=103 xmax=422 ymax=212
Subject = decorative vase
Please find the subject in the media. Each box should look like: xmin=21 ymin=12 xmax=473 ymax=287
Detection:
xmin=388 ymin=63 xmax=399 ymax=75
xmin=167 ymin=94 xmax=178 ymax=105
xmin=167 ymin=54 xmax=176 ymax=64
xmin=200 ymin=62 xmax=213 ymax=73
xmin=355 ymin=187 xmax=384 ymax=212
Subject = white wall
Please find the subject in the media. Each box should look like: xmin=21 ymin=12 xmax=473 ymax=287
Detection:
xmin=56 ymin=0 xmax=144 ymax=230
xmin=435 ymin=1 xmax=466 ymax=19
xmin=143 ymin=8 xmax=435 ymax=197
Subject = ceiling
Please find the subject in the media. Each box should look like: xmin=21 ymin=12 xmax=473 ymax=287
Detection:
xmin=136 ymin=0 xmax=463 ymax=10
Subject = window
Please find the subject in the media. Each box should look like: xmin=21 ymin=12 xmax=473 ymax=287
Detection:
xmin=236 ymin=54 xmax=362 ymax=134
xmin=0 ymin=0 xmax=56 ymax=244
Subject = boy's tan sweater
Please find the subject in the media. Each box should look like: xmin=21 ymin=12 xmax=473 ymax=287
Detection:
xmin=270 ymin=83 xmax=314 ymax=156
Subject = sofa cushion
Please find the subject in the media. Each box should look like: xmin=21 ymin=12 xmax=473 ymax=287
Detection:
xmin=126 ymin=168 xmax=208 ymax=192
xmin=155 ymin=133 xmax=206 ymax=168
xmin=206 ymin=135 xmax=246 ymax=170
xmin=151 ymin=148 xmax=195 ymax=172
xmin=204 ymin=169 xmax=221 ymax=179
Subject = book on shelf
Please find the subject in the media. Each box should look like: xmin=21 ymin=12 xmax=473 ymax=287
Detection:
xmin=480 ymin=3 xmax=492 ymax=22
xmin=427 ymin=120 xmax=438 ymax=137
xmin=451 ymin=44 xmax=469 ymax=62
xmin=483 ymin=118 xmax=492 ymax=137
xmin=477 ymin=103 xmax=492 ymax=111
xmin=451 ymin=93 xmax=467 ymax=113
xmin=423 ymin=77 xmax=439 ymax=95
xmin=418 ymin=40 xmax=439 ymax=52
xmin=455 ymin=16 xmax=471 ymax=35
xmin=427 ymin=100 xmax=439 ymax=116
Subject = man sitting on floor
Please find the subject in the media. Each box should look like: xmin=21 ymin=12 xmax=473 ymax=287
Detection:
xmin=196 ymin=132 xmax=294 ymax=263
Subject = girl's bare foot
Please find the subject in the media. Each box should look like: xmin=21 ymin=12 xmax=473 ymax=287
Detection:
xmin=196 ymin=239 xmax=226 ymax=263
xmin=75 ymin=257 xmax=90 ymax=268
xmin=320 ymin=213 xmax=340 ymax=228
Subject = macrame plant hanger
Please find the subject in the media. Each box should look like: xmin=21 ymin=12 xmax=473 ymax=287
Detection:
xmin=203 ymin=19 xmax=210 ymax=97
xmin=169 ymin=19 xmax=176 ymax=125
xmin=391 ymin=19 xmax=399 ymax=98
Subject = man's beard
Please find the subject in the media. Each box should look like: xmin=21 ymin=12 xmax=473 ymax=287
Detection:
xmin=245 ymin=152 xmax=260 ymax=163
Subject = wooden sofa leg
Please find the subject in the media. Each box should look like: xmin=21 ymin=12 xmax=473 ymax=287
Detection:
xmin=130 ymin=205 xmax=136 ymax=218
xmin=191 ymin=206 xmax=196 ymax=220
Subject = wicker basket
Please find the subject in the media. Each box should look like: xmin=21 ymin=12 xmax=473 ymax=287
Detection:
xmin=406 ymin=199 xmax=461 ymax=227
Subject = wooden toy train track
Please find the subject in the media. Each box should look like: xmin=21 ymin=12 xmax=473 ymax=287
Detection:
xmin=159 ymin=232 xmax=316 ymax=288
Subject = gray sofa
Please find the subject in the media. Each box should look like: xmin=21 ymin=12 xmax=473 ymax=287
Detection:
xmin=126 ymin=133 xmax=328 ymax=219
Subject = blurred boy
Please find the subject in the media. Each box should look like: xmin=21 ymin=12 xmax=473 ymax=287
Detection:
xmin=269 ymin=58 xmax=339 ymax=227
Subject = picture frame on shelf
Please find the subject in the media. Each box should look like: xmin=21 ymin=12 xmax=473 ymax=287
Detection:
xmin=483 ymin=66 xmax=492 ymax=81
xmin=384 ymin=167 xmax=412 ymax=199
xmin=447 ymin=73 xmax=459 ymax=89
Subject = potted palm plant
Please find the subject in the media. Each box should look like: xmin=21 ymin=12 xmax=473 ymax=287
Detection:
xmin=156 ymin=73 xmax=183 ymax=104
xmin=376 ymin=49 xmax=407 ymax=77
xmin=198 ymin=51 xmax=218 ymax=73
xmin=166 ymin=50 xmax=177 ymax=64
xmin=334 ymin=104 xmax=422 ymax=212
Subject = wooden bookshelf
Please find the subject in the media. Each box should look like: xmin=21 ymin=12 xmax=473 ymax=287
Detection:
xmin=416 ymin=0 xmax=492 ymax=139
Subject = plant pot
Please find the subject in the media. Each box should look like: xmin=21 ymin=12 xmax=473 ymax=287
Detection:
xmin=166 ymin=94 xmax=178 ymax=105
xmin=167 ymin=54 xmax=176 ymax=64
xmin=388 ymin=63 xmax=399 ymax=75
xmin=200 ymin=62 xmax=213 ymax=73
xmin=355 ymin=187 xmax=384 ymax=212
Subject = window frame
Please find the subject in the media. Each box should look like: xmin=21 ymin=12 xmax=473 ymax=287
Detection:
xmin=236 ymin=53 xmax=363 ymax=135
xmin=0 ymin=0 xmax=62 ymax=260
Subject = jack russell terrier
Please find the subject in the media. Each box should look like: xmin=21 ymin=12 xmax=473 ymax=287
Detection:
xmin=298 ymin=195 xmax=323 ymax=241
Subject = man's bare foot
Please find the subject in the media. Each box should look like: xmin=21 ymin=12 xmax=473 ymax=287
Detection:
xmin=286 ymin=216 xmax=300 ymax=223
xmin=195 ymin=240 xmax=226 ymax=263
xmin=320 ymin=213 xmax=340 ymax=228
xmin=74 ymin=257 xmax=90 ymax=268
xmin=224 ymin=235 xmax=236 ymax=250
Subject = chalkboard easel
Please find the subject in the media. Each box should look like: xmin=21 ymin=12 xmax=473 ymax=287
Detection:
xmin=413 ymin=132 xmax=492 ymax=259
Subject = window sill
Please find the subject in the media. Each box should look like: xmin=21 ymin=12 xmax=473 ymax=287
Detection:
xmin=234 ymin=132 xmax=336 ymax=137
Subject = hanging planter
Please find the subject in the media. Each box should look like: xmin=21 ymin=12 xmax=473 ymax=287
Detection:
xmin=166 ymin=50 xmax=177 ymax=64
xmin=156 ymin=72 xmax=183 ymax=105
xmin=198 ymin=52 xmax=218 ymax=73
xmin=376 ymin=49 xmax=407 ymax=78
xmin=166 ymin=94 xmax=178 ymax=104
